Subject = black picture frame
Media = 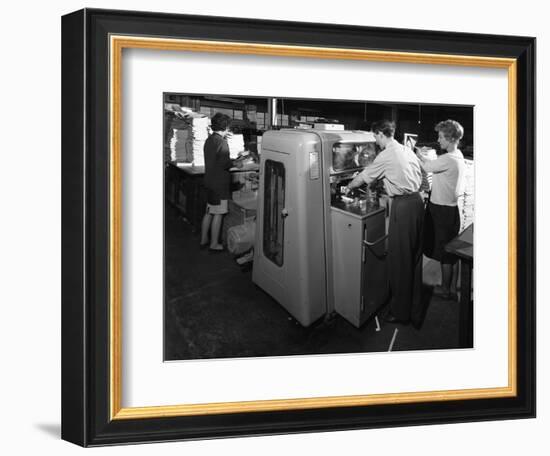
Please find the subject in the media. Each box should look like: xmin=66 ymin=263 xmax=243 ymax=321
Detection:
xmin=61 ymin=8 xmax=536 ymax=447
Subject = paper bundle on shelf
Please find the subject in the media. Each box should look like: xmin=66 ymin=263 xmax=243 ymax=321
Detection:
xmin=227 ymin=134 xmax=245 ymax=158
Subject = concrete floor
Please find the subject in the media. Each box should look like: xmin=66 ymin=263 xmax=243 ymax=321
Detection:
xmin=164 ymin=203 xmax=465 ymax=361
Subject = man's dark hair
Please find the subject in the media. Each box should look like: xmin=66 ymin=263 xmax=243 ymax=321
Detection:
xmin=211 ymin=112 xmax=232 ymax=132
xmin=371 ymin=120 xmax=396 ymax=138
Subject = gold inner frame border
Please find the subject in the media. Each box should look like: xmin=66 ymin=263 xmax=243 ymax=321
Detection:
xmin=109 ymin=35 xmax=518 ymax=420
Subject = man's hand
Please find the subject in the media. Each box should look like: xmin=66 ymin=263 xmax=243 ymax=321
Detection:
xmin=341 ymin=185 xmax=352 ymax=195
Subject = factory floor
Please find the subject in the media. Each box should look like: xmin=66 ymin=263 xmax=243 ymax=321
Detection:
xmin=164 ymin=203 xmax=464 ymax=361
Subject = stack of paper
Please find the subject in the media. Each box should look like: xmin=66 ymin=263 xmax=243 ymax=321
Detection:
xmin=458 ymin=159 xmax=475 ymax=231
xmin=227 ymin=134 xmax=245 ymax=158
xmin=169 ymin=129 xmax=190 ymax=162
xmin=189 ymin=116 xmax=210 ymax=166
xmin=169 ymin=113 xmax=211 ymax=165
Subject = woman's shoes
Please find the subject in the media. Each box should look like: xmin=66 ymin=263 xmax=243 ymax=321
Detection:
xmin=200 ymin=241 xmax=224 ymax=253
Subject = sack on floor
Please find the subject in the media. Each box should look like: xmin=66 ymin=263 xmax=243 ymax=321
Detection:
xmin=227 ymin=221 xmax=256 ymax=255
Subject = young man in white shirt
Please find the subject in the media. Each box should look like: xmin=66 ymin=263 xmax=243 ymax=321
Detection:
xmin=347 ymin=120 xmax=424 ymax=326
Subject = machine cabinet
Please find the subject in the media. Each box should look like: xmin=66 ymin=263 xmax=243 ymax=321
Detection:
xmin=331 ymin=206 xmax=388 ymax=327
xmin=253 ymin=128 xmax=383 ymax=327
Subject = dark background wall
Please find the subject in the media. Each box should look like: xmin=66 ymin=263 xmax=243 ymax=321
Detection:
xmin=165 ymin=93 xmax=474 ymax=157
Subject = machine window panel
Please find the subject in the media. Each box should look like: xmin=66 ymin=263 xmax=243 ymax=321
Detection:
xmin=263 ymin=159 xmax=285 ymax=267
xmin=332 ymin=142 xmax=377 ymax=172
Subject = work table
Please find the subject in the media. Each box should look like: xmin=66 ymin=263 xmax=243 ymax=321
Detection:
xmin=170 ymin=161 xmax=260 ymax=175
xmin=331 ymin=198 xmax=385 ymax=220
xmin=165 ymin=160 xmax=259 ymax=231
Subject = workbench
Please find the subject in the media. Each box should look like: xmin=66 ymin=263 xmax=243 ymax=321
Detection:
xmin=445 ymin=224 xmax=474 ymax=348
xmin=165 ymin=161 xmax=259 ymax=231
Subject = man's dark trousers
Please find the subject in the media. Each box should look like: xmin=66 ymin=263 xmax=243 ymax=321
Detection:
xmin=387 ymin=192 xmax=424 ymax=323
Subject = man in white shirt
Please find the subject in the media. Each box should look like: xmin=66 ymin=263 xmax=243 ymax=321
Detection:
xmin=347 ymin=120 xmax=424 ymax=326
xmin=418 ymin=119 xmax=466 ymax=299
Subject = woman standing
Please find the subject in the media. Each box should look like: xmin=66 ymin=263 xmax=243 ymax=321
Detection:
xmin=200 ymin=113 xmax=241 ymax=252
xmin=418 ymin=119 xmax=466 ymax=299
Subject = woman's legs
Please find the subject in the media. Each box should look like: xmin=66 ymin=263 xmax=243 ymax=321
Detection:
xmin=441 ymin=262 xmax=453 ymax=293
xmin=435 ymin=261 xmax=458 ymax=298
xmin=209 ymin=214 xmax=224 ymax=250
xmin=200 ymin=213 xmax=212 ymax=245
xmin=431 ymin=203 xmax=460 ymax=299
xmin=202 ymin=200 xmax=228 ymax=250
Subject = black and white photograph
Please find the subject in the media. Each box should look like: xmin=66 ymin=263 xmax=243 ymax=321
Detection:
xmin=163 ymin=93 xmax=475 ymax=361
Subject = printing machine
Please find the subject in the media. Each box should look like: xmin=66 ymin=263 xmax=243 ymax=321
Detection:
xmin=252 ymin=128 xmax=388 ymax=327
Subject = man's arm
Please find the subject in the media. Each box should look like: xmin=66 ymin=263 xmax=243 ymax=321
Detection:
xmin=348 ymin=154 xmax=386 ymax=189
